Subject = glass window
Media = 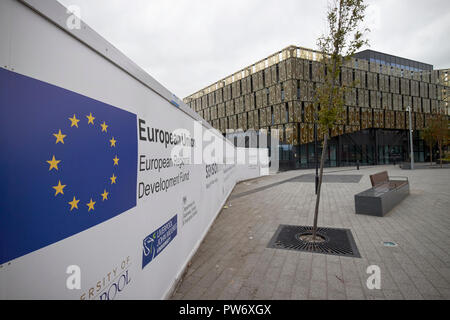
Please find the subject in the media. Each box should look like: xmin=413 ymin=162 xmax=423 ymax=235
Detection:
xmin=309 ymin=144 xmax=316 ymax=165
xmin=276 ymin=65 xmax=279 ymax=82
xmin=271 ymin=107 xmax=274 ymax=125
xmin=285 ymin=104 xmax=289 ymax=123
xmin=330 ymin=144 xmax=337 ymax=167
xmin=300 ymin=145 xmax=307 ymax=166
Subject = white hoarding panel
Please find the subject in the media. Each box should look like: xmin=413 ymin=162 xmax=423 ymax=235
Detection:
xmin=0 ymin=0 xmax=268 ymax=299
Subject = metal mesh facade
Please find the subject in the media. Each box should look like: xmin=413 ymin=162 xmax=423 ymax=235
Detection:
xmin=439 ymin=68 xmax=449 ymax=116
xmin=183 ymin=46 xmax=448 ymax=148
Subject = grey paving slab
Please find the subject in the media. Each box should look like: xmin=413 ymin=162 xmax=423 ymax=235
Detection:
xmin=382 ymin=289 xmax=404 ymax=300
xmin=292 ymin=174 xmax=363 ymax=183
xmin=171 ymin=165 xmax=450 ymax=300
xmin=345 ymin=285 xmax=366 ymax=300
xmin=309 ymin=280 xmax=328 ymax=299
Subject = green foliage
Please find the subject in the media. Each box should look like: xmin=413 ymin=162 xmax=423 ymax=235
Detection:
xmin=425 ymin=114 xmax=448 ymax=144
xmin=314 ymin=0 xmax=369 ymax=131
xmin=431 ymin=114 xmax=450 ymax=147
xmin=427 ymin=113 xmax=450 ymax=166
xmin=311 ymin=0 xmax=369 ymax=240
xmin=420 ymin=124 xmax=434 ymax=147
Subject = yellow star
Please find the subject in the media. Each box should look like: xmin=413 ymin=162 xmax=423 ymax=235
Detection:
xmin=68 ymin=196 xmax=80 ymax=211
xmin=113 ymin=155 xmax=119 ymax=166
xmin=101 ymin=190 xmax=109 ymax=201
xmin=47 ymin=155 xmax=61 ymax=171
xmin=86 ymin=113 xmax=95 ymax=125
xmin=100 ymin=121 xmax=108 ymax=133
xmin=110 ymin=137 xmax=117 ymax=147
xmin=68 ymin=114 xmax=80 ymax=128
xmin=53 ymin=129 xmax=66 ymax=144
xmin=53 ymin=180 xmax=66 ymax=196
xmin=86 ymin=198 xmax=96 ymax=212
xmin=110 ymin=174 xmax=117 ymax=184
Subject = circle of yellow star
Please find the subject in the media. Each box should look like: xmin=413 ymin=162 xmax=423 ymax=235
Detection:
xmin=68 ymin=196 xmax=80 ymax=211
xmin=110 ymin=174 xmax=117 ymax=184
xmin=86 ymin=198 xmax=96 ymax=212
xmin=100 ymin=121 xmax=108 ymax=133
xmin=53 ymin=180 xmax=66 ymax=196
xmin=53 ymin=130 xmax=66 ymax=144
xmin=68 ymin=114 xmax=80 ymax=128
xmin=86 ymin=113 xmax=95 ymax=125
xmin=101 ymin=190 xmax=109 ymax=201
xmin=113 ymin=155 xmax=119 ymax=166
xmin=110 ymin=137 xmax=117 ymax=147
xmin=47 ymin=155 xmax=61 ymax=171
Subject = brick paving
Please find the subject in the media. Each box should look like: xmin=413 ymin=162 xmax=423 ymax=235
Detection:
xmin=171 ymin=165 xmax=450 ymax=300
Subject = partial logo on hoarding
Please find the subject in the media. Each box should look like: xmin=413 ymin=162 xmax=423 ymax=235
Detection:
xmin=0 ymin=68 xmax=137 ymax=265
xmin=205 ymin=162 xmax=220 ymax=189
xmin=80 ymin=256 xmax=131 ymax=300
xmin=99 ymin=269 xmax=131 ymax=300
xmin=181 ymin=196 xmax=198 ymax=226
xmin=142 ymin=215 xmax=178 ymax=269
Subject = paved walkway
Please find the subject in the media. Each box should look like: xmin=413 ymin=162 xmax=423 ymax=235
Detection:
xmin=171 ymin=165 xmax=450 ymax=300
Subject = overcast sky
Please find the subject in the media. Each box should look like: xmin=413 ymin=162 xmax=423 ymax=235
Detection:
xmin=58 ymin=0 xmax=450 ymax=98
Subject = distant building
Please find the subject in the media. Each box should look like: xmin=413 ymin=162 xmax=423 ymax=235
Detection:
xmin=184 ymin=46 xmax=449 ymax=170
xmin=438 ymin=68 xmax=449 ymax=115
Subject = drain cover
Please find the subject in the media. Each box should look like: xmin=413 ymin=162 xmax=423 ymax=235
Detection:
xmin=267 ymin=225 xmax=360 ymax=258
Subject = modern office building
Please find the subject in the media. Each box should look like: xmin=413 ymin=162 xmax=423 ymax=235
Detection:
xmin=184 ymin=46 xmax=449 ymax=170
xmin=439 ymin=68 xmax=449 ymax=115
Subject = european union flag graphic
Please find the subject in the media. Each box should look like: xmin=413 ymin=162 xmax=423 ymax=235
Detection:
xmin=0 ymin=68 xmax=137 ymax=264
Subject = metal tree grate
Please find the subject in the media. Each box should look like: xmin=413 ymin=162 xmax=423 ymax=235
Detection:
xmin=267 ymin=225 xmax=360 ymax=258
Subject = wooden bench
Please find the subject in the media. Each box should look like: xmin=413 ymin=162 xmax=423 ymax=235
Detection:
xmin=370 ymin=171 xmax=409 ymax=190
xmin=355 ymin=171 xmax=409 ymax=216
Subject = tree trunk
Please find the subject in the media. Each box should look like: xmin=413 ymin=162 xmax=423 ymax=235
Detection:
xmin=312 ymin=133 xmax=328 ymax=240
xmin=311 ymin=0 xmax=340 ymax=241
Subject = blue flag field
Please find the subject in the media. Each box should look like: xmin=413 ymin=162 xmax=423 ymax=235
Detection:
xmin=0 ymin=68 xmax=138 ymax=265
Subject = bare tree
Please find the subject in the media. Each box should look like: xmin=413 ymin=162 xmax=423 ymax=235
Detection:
xmin=310 ymin=0 xmax=369 ymax=241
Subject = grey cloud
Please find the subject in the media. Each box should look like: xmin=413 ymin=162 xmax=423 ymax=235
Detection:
xmin=58 ymin=0 xmax=450 ymax=98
